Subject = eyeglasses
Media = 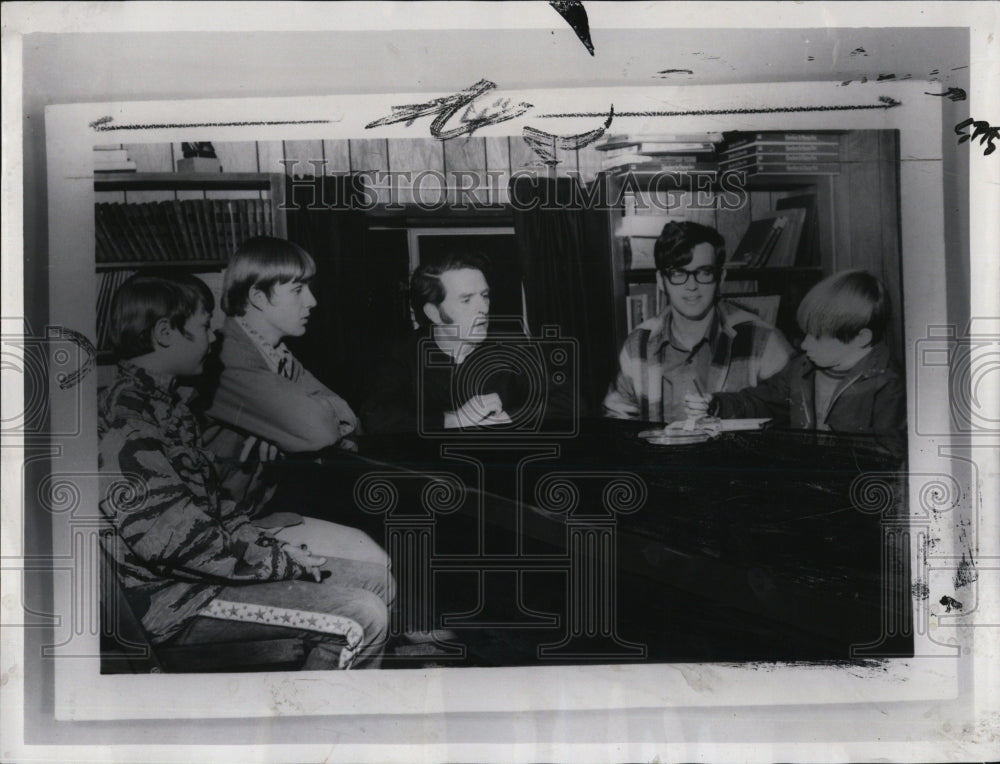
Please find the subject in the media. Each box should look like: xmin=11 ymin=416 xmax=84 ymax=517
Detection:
xmin=662 ymin=266 xmax=718 ymax=286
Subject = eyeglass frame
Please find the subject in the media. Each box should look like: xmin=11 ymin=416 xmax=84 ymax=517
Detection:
xmin=659 ymin=265 xmax=721 ymax=286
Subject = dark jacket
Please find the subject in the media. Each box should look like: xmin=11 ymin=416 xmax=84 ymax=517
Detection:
xmin=712 ymin=342 xmax=906 ymax=458
xmin=361 ymin=328 xmax=533 ymax=435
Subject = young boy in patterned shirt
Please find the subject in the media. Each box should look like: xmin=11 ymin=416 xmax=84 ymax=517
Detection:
xmin=98 ymin=272 xmax=390 ymax=669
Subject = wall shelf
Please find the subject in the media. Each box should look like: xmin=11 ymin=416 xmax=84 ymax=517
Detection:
xmin=94 ymin=171 xmax=282 ymax=193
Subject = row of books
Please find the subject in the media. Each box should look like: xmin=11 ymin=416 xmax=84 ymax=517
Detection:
xmin=95 ymin=198 xmax=275 ymax=263
xmin=719 ymin=132 xmax=842 ymax=176
xmin=729 ymin=209 xmax=806 ymax=268
xmin=729 ymin=192 xmax=821 ymax=268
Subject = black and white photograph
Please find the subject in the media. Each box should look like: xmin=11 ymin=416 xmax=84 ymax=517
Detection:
xmin=3 ymin=3 xmax=998 ymax=762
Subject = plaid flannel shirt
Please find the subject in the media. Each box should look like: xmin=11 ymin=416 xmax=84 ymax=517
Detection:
xmin=603 ymin=300 xmax=792 ymax=423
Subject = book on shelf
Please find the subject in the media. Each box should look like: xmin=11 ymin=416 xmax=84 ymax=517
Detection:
xmin=775 ymin=194 xmax=819 ymax=266
xmin=751 ymin=215 xmax=787 ymax=267
xmin=721 ymin=161 xmax=841 ymax=176
xmin=729 ymin=217 xmax=779 ymax=266
xmin=734 ymin=209 xmax=806 ymax=268
xmin=602 ymin=145 xmax=704 ymax=160
xmin=597 ymin=133 xmax=724 ymax=151
xmin=170 ymin=200 xmax=196 ymax=260
xmin=764 ymin=208 xmax=806 ymax=268
xmin=631 ymin=142 xmax=718 ymax=154
xmin=720 ymin=144 xmax=840 ymax=162
xmin=725 ymin=131 xmax=842 ymax=147
xmin=157 ymin=201 xmax=185 ymax=261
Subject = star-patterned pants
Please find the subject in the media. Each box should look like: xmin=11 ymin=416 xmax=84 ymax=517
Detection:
xmin=171 ymin=555 xmax=392 ymax=669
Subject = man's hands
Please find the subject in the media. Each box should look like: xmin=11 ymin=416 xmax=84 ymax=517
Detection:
xmin=283 ymin=543 xmax=326 ymax=582
xmin=443 ymin=393 xmax=512 ymax=429
xmin=683 ymin=393 xmax=713 ymax=420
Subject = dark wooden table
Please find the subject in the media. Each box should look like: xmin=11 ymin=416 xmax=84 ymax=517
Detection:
xmin=271 ymin=419 xmax=912 ymax=666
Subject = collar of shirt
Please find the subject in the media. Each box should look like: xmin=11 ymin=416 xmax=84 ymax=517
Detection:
xmin=117 ymin=359 xmax=179 ymax=402
xmin=236 ymin=316 xmax=292 ymax=374
xmin=646 ymin=300 xmax=754 ymax=360
xmin=657 ymin=310 xmax=719 ymax=358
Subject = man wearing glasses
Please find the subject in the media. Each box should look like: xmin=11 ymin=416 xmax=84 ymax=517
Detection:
xmin=603 ymin=221 xmax=792 ymax=423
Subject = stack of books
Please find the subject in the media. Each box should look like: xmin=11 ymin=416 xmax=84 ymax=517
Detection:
xmin=93 ymin=146 xmax=137 ymax=173
xmin=719 ymin=132 xmax=841 ymax=176
xmin=596 ymin=133 xmax=722 ymax=175
xmin=95 ymin=198 xmax=274 ymax=264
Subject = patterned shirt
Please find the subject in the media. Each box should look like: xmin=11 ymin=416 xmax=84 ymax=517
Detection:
xmin=98 ymin=361 xmax=305 ymax=643
xmin=603 ymin=300 xmax=793 ymax=423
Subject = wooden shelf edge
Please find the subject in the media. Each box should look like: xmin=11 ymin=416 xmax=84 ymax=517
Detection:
xmin=96 ymin=260 xmax=229 ymax=270
xmin=94 ymin=171 xmax=280 ymax=192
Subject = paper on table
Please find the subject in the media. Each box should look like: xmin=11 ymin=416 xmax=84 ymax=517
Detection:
xmin=715 ymin=418 xmax=772 ymax=431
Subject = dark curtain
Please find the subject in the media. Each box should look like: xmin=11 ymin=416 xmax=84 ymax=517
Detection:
xmin=511 ymin=176 xmax=617 ymax=416
xmin=283 ymin=175 xmax=377 ymax=409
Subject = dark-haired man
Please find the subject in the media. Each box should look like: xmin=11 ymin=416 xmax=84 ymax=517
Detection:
xmin=603 ymin=221 xmax=792 ymax=423
xmin=361 ymin=251 xmax=530 ymax=433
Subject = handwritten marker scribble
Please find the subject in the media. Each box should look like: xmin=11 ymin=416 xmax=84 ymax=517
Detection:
xmin=366 ymin=79 xmax=533 ymax=140
xmin=90 ymin=117 xmax=333 ymax=132
xmin=926 ymin=87 xmax=967 ymax=102
xmin=537 ymin=96 xmax=902 ymax=119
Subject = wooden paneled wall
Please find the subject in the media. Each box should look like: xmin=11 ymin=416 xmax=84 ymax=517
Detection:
xmin=97 ymin=137 xmax=608 ymax=207
xmin=830 ymin=130 xmax=904 ymax=360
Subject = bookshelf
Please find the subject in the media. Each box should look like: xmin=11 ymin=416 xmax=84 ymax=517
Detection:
xmin=601 ymin=132 xmax=849 ymax=349
xmin=94 ymin=172 xmax=287 ymax=359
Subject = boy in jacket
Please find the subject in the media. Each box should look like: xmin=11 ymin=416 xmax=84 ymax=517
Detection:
xmin=685 ymin=270 xmax=906 ymax=459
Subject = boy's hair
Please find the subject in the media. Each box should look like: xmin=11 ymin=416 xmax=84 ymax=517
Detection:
xmin=653 ymin=221 xmax=726 ymax=272
xmin=108 ymin=272 xmax=214 ymax=359
xmin=410 ymin=250 xmax=490 ymax=327
xmin=221 ymin=236 xmax=316 ymax=317
xmin=796 ymin=269 xmax=890 ymax=346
